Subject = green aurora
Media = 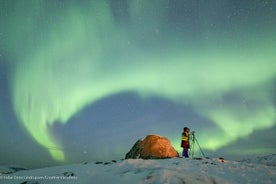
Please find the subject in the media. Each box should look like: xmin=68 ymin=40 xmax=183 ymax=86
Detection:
xmin=0 ymin=0 xmax=275 ymax=161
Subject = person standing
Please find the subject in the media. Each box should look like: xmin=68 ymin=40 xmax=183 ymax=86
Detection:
xmin=181 ymin=127 xmax=190 ymax=158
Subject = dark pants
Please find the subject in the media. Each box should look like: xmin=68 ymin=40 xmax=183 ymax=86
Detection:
xmin=182 ymin=148 xmax=189 ymax=158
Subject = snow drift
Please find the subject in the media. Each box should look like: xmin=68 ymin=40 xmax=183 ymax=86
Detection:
xmin=0 ymin=154 xmax=275 ymax=184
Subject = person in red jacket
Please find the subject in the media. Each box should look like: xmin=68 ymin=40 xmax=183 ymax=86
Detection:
xmin=181 ymin=127 xmax=190 ymax=158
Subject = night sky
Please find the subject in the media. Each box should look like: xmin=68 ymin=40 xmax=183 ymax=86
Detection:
xmin=0 ymin=0 xmax=275 ymax=168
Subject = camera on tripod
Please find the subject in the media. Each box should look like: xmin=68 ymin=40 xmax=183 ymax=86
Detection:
xmin=189 ymin=130 xmax=206 ymax=158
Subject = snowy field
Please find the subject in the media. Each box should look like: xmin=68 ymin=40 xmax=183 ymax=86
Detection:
xmin=0 ymin=154 xmax=275 ymax=184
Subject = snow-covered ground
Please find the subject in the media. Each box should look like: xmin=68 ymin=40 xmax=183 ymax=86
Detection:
xmin=0 ymin=154 xmax=275 ymax=184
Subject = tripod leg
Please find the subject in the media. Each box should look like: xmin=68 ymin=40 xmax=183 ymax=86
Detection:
xmin=194 ymin=136 xmax=206 ymax=158
xmin=190 ymin=135 xmax=195 ymax=158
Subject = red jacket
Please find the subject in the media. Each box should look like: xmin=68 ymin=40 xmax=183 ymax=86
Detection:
xmin=181 ymin=132 xmax=190 ymax=148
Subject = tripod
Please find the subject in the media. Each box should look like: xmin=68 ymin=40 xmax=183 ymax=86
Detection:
xmin=190 ymin=131 xmax=206 ymax=158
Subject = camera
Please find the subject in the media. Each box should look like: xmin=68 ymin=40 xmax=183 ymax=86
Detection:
xmin=190 ymin=131 xmax=195 ymax=135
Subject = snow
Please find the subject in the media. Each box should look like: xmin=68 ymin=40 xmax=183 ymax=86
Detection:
xmin=0 ymin=154 xmax=275 ymax=184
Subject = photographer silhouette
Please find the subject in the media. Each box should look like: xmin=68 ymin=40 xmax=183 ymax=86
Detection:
xmin=181 ymin=127 xmax=190 ymax=158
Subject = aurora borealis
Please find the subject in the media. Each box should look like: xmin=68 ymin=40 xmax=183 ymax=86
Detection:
xmin=0 ymin=0 xmax=275 ymax=168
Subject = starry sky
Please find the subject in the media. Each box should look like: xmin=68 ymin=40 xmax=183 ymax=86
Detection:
xmin=0 ymin=0 xmax=275 ymax=168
